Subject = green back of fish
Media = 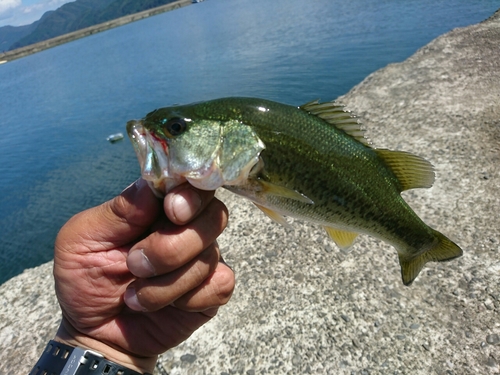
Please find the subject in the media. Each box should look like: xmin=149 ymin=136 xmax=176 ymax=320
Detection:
xmin=188 ymin=98 xmax=428 ymax=244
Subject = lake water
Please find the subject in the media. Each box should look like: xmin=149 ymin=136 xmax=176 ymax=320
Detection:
xmin=0 ymin=0 xmax=498 ymax=285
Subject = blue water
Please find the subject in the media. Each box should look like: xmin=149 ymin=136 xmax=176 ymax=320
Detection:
xmin=0 ymin=0 xmax=498 ymax=284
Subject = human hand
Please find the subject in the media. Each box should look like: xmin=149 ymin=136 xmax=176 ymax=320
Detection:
xmin=52 ymin=179 xmax=234 ymax=373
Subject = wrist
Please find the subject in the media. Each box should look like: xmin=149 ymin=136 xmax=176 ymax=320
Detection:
xmin=55 ymin=319 xmax=157 ymax=374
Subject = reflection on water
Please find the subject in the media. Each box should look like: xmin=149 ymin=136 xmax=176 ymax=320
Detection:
xmin=0 ymin=142 xmax=139 ymax=282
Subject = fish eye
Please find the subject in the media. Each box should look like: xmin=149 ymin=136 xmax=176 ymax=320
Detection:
xmin=165 ymin=118 xmax=187 ymax=136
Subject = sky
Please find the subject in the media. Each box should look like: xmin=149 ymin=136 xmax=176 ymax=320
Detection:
xmin=0 ymin=0 xmax=73 ymax=27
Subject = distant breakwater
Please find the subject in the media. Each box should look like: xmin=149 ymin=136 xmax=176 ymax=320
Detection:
xmin=0 ymin=0 xmax=192 ymax=64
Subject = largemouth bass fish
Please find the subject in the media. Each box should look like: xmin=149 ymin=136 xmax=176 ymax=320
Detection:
xmin=126 ymin=97 xmax=462 ymax=285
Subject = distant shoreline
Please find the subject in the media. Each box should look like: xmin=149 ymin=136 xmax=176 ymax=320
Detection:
xmin=0 ymin=0 xmax=192 ymax=64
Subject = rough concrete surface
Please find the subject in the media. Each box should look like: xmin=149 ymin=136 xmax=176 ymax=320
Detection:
xmin=1 ymin=10 xmax=500 ymax=375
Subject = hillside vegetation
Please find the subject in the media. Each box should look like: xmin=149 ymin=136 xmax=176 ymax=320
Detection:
xmin=2 ymin=0 xmax=178 ymax=51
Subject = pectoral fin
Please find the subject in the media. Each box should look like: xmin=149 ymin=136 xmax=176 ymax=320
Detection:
xmin=254 ymin=203 xmax=291 ymax=228
xmin=259 ymin=180 xmax=314 ymax=204
xmin=324 ymin=226 xmax=358 ymax=250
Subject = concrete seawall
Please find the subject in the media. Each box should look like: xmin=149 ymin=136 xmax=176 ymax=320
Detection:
xmin=0 ymin=0 xmax=192 ymax=63
xmin=1 ymin=9 xmax=499 ymax=375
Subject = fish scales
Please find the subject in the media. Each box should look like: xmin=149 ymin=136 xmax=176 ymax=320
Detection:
xmin=191 ymin=99 xmax=433 ymax=248
xmin=127 ymin=97 xmax=462 ymax=285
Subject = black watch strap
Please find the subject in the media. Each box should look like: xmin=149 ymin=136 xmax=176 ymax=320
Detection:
xmin=30 ymin=340 xmax=151 ymax=375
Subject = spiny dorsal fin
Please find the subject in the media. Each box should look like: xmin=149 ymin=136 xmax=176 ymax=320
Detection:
xmin=375 ymin=149 xmax=435 ymax=191
xmin=323 ymin=226 xmax=358 ymax=250
xmin=299 ymin=100 xmax=370 ymax=146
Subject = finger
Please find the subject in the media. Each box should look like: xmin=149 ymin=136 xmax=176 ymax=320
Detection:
xmin=124 ymin=243 xmax=221 ymax=312
xmin=127 ymin=198 xmax=228 ymax=277
xmin=164 ymin=183 xmax=216 ymax=225
xmin=171 ymin=260 xmax=235 ymax=312
xmin=56 ymin=179 xmax=160 ymax=252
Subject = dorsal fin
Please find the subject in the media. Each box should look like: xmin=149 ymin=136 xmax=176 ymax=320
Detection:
xmin=375 ymin=149 xmax=435 ymax=191
xmin=299 ymin=100 xmax=370 ymax=146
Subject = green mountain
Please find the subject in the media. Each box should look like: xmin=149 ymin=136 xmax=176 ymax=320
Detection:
xmin=0 ymin=13 xmax=49 ymax=52
xmin=2 ymin=0 xmax=178 ymax=51
xmin=0 ymin=23 xmax=38 ymax=52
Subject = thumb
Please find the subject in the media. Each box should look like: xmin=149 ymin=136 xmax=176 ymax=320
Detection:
xmin=57 ymin=179 xmax=161 ymax=251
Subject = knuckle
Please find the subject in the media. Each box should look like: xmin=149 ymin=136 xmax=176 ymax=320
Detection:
xmin=198 ymin=244 xmax=220 ymax=266
xmin=213 ymin=267 xmax=235 ymax=305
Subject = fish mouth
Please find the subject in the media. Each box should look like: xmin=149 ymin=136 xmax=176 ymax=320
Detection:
xmin=126 ymin=120 xmax=182 ymax=195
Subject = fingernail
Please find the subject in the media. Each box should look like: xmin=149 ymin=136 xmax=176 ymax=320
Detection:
xmin=121 ymin=180 xmax=137 ymax=194
xmin=202 ymin=307 xmax=219 ymax=318
xmin=171 ymin=189 xmax=202 ymax=223
xmin=135 ymin=177 xmax=149 ymax=190
xmin=128 ymin=249 xmax=156 ymax=278
xmin=124 ymin=287 xmax=147 ymax=312
xmin=121 ymin=178 xmax=149 ymax=198
xmin=219 ymin=255 xmax=233 ymax=271
xmin=133 ymin=178 xmax=152 ymax=199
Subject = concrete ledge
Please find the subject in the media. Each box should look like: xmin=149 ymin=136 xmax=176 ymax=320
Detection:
xmin=1 ymin=9 xmax=499 ymax=375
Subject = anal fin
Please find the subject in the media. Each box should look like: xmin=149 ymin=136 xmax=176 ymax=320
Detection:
xmin=324 ymin=226 xmax=358 ymax=250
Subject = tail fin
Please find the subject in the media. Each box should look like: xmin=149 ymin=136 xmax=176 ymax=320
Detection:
xmin=398 ymin=230 xmax=463 ymax=286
